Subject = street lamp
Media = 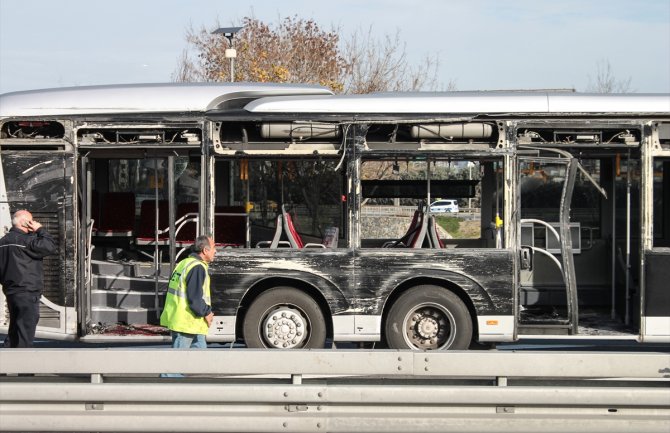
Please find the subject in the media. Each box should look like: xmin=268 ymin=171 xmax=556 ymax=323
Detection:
xmin=212 ymin=26 xmax=243 ymax=82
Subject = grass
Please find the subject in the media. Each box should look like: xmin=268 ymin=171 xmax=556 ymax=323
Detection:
xmin=435 ymin=215 xmax=461 ymax=236
xmin=435 ymin=216 xmax=481 ymax=239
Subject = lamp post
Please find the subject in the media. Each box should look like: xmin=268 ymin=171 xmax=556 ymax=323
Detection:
xmin=212 ymin=26 xmax=243 ymax=82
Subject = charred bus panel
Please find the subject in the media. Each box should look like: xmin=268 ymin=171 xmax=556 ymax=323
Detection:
xmin=0 ymin=132 xmax=77 ymax=338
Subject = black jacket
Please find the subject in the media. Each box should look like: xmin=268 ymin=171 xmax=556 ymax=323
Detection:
xmin=0 ymin=227 xmax=58 ymax=296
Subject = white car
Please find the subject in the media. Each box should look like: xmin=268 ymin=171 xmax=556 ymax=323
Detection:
xmin=430 ymin=199 xmax=459 ymax=214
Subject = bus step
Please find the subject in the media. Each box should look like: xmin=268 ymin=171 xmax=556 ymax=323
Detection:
xmin=517 ymin=323 xmax=571 ymax=335
xmin=133 ymin=262 xmax=173 ymax=277
xmin=91 ymin=260 xmax=172 ymax=277
xmin=90 ymin=306 xmax=161 ymax=325
xmin=91 ymin=289 xmax=165 ymax=310
xmin=91 ymin=274 xmax=168 ymax=291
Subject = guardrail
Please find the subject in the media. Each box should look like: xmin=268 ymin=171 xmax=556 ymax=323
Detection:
xmin=1 ymin=350 xmax=669 ymax=432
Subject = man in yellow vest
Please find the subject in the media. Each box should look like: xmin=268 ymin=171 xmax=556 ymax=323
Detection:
xmin=160 ymin=235 xmax=216 ymax=350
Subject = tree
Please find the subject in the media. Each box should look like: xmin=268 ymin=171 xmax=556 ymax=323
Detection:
xmin=586 ymin=59 xmax=633 ymax=93
xmin=175 ymin=16 xmax=348 ymax=92
xmin=173 ymin=16 xmax=447 ymax=94
xmin=342 ymin=27 xmax=447 ymax=93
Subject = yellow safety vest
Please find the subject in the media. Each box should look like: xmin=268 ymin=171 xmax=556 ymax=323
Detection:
xmin=160 ymin=256 xmax=211 ymax=335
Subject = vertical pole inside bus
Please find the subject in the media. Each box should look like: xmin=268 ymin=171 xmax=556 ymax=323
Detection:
xmin=624 ymin=149 xmax=632 ymax=326
xmin=167 ymin=155 xmax=176 ymax=276
xmin=153 ymin=159 xmax=160 ymax=277
xmin=611 ymin=155 xmax=617 ymax=321
xmin=152 ymin=159 xmax=160 ymax=314
xmin=82 ymin=154 xmax=93 ymax=330
xmin=426 ymin=158 xmax=431 ymax=213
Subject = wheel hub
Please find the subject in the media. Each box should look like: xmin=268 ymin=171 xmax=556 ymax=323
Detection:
xmin=262 ymin=307 xmax=306 ymax=349
xmin=404 ymin=304 xmax=455 ymax=350
xmin=416 ymin=316 xmax=439 ymax=339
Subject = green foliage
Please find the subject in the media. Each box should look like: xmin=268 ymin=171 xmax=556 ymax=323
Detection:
xmin=434 ymin=216 xmax=481 ymax=239
xmin=435 ymin=216 xmax=461 ymax=236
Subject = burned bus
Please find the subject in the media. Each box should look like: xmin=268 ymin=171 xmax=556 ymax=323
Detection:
xmin=1 ymin=84 xmax=669 ymax=349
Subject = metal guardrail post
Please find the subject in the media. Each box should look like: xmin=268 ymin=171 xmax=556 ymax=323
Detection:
xmin=91 ymin=373 xmax=103 ymax=384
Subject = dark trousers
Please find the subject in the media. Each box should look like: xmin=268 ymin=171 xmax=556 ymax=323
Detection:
xmin=3 ymin=292 xmax=40 ymax=348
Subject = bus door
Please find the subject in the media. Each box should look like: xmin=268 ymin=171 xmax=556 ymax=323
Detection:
xmin=642 ymin=126 xmax=670 ymax=342
xmin=517 ymin=148 xmax=605 ymax=335
xmin=0 ymin=149 xmax=77 ymax=339
xmin=80 ymin=150 xmax=200 ymax=335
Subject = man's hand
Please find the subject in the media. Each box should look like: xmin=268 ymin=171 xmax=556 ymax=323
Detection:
xmin=26 ymin=220 xmax=42 ymax=232
xmin=205 ymin=312 xmax=214 ymax=327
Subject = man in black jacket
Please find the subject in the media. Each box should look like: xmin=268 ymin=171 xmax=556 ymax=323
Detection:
xmin=0 ymin=210 xmax=58 ymax=347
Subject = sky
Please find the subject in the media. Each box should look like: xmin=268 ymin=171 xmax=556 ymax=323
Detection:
xmin=1 ymin=0 xmax=669 ymax=94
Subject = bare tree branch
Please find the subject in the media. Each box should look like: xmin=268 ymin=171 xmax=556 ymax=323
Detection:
xmin=171 ymin=48 xmax=200 ymax=83
xmin=586 ymin=59 xmax=633 ymax=93
xmin=342 ymin=27 xmax=441 ymax=94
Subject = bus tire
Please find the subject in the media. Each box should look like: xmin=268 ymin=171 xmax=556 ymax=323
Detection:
xmin=385 ymin=285 xmax=472 ymax=350
xmin=242 ymin=287 xmax=327 ymax=349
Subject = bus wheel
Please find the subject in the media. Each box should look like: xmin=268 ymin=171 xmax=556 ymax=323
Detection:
xmin=243 ymin=287 xmax=327 ymax=349
xmin=385 ymin=285 xmax=472 ymax=350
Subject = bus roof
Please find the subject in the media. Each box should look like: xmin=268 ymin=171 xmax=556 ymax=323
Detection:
xmin=0 ymin=82 xmax=333 ymax=117
xmin=245 ymin=91 xmax=670 ymax=115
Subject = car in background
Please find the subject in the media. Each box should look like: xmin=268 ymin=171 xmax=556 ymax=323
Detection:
xmin=430 ymin=199 xmax=459 ymax=214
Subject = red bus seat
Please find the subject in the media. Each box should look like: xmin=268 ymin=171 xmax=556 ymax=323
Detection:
xmin=407 ymin=211 xmax=428 ymax=248
xmin=90 ymin=190 xmax=100 ymax=233
xmin=136 ymin=200 xmax=169 ymax=246
xmin=94 ymin=192 xmax=135 ymax=237
xmin=256 ymin=214 xmax=290 ymax=248
xmin=214 ymin=206 xmax=246 ymax=247
xmin=427 ymin=214 xmax=445 ymax=248
xmin=282 ymin=206 xmax=325 ymax=249
xmin=383 ymin=209 xmax=427 ymax=248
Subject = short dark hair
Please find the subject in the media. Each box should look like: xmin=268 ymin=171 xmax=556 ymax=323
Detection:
xmin=193 ymin=235 xmax=212 ymax=253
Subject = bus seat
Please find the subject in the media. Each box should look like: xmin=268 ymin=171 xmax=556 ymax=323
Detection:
xmin=383 ymin=210 xmax=424 ymax=248
xmin=427 ymin=214 xmax=445 ymax=248
xmin=408 ymin=213 xmax=428 ymax=248
xmin=214 ymin=206 xmax=246 ymax=247
xmin=256 ymin=214 xmax=290 ymax=248
xmin=90 ymin=190 xmax=100 ymax=233
xmin=405 ymin=211 xmax=424 ymax=247
xmin=136 ymin=200 xmax=170 ymax=246
xmin=95 ymin=192 xmax=135 ymax=237
xmin=282 ymin=206 xmax=325 ymax=248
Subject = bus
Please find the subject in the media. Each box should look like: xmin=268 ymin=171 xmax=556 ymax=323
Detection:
xmin=0 ymin=83 xmax=668 ymax=350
